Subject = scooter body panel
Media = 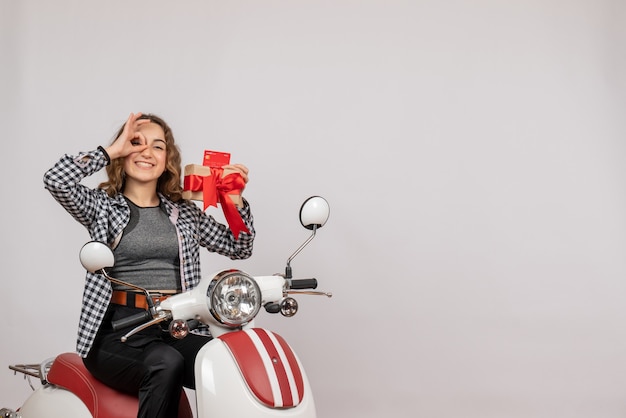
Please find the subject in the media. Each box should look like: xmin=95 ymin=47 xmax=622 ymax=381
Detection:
xmin=195 ymin=329 xmax=316 ymax=417
xmin=18 ymin=386 xmax=91 ymax=418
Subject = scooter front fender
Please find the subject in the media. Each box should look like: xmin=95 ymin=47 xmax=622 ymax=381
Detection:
xmin=195 ymin=328 xmax=316 ymax=417
xmin=18 ymin=385 xmax=91 ymax=418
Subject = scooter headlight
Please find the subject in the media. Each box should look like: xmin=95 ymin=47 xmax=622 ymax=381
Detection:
xmin=208 ymin=270 xmax=261 ymax=327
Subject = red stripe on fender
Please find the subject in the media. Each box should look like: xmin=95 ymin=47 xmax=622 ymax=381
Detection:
xmin=219 ymin=331 xmax=274 ymax=407
xmin=252 ymin=329 xmax=294 ymax=407
xmin=272 ymin=332 xmax=305 ymax=402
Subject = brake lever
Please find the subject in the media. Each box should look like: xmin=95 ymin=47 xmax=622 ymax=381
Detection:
xmin=286 ymin=290 xmax=333 ymax=297
xmin=120 ymin=311 xmax=170 ymax=342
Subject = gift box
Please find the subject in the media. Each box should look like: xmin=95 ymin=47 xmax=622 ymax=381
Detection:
xmin=182 ymin=164 xmax=243 ymax=207
xmin=182 ymin=149 xmax=249 ymax=239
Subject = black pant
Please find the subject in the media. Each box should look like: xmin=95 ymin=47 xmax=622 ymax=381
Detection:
xmin=83 ymin=304 xmax=210 ymax=418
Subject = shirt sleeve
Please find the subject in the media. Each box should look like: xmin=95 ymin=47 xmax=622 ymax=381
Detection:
xmin=193 ymin=199 xmax=255 ymax=260
xmin=43 ymin=148 xmax=109 ymax=230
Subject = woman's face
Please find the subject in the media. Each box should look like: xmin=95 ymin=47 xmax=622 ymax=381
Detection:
xmin=122 ymin=122 xmax=167 ymax=185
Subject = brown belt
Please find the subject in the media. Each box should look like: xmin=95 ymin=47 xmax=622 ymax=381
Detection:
xmin=111 ymin=290 xmax=171 ymax=310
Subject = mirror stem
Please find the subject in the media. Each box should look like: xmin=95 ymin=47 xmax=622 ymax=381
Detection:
xmin=285 ymin=225 xmax=317 ymax=279
xmin=98 ymin=269 xmax=157 ymax=313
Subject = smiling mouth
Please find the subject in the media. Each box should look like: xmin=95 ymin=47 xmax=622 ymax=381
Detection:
xmin=135 ymin=161 xmax=154 ymax=168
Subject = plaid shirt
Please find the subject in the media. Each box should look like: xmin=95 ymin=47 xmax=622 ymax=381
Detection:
xmin=43 ymin=147 xmax=255 ymax=357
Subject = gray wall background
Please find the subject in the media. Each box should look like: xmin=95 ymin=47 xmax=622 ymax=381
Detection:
xmin=2 ymin=1 xmax=626 ymax=417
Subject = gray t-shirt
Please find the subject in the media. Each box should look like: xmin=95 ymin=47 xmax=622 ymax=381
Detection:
xmin=110 ymin=198 xmax=181 ymax=292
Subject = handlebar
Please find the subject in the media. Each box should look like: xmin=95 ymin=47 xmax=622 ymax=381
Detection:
xmin=111 ymin=277 xmax=324 ymax=334
xmin=112 ymin=311 xmax=153 ymax=331
xmin=288 ymin=278 xmax=318 ymax=290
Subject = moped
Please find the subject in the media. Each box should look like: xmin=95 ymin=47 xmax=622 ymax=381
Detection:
xmin=1 ymin=196 xmax=331 ymax=418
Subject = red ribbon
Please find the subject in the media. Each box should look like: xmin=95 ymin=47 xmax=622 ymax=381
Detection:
xmin=183 ymin=168 xmax=250 ymax=239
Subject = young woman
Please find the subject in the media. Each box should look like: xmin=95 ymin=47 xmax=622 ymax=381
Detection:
xmin=43 ymin=112 xmax=255 ymax=417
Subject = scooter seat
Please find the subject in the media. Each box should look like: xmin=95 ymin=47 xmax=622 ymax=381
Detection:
xmin=46 ymin=352 xmax=193 ymax=418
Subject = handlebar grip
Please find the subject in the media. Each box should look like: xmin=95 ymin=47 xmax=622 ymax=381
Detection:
xmin=112 ymin=311 xmax=153 ymax=331
xmin=289 ymin=278 xmax=318 ymax=290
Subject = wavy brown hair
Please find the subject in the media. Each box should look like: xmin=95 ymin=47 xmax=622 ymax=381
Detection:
xmin=98 ymin=114 xmax=184 ymax=202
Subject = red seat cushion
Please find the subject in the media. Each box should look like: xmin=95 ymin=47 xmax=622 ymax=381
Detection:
xmin=46 ymin=352 xmax=193 ymax=418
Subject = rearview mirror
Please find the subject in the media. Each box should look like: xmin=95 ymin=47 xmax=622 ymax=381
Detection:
xmin=79 ymin=241 xmax=115 ymax=273
xmin=299 ymin=196 xmax=330 ymax=230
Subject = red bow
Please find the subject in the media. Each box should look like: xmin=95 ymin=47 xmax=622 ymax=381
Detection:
xmin=183 ymin=168 xmax=250 ymax=239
